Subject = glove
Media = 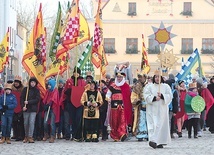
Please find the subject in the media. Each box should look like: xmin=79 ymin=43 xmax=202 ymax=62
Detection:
xmin=44 ymin=104 xmax=50 ymax=111
xmin=2 ymin=105 xmax=8 ymax=110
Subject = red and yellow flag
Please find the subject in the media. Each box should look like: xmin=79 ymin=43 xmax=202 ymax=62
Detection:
xmin=22 ymin=3 xmax=46 ymax=98
xmin=91 ymin=0 xmax=103 ymax=68
xmin=56 ymin=0 xmax=90 ymax=58
xmin=141 ymin=34 xmax=150 ymax=74
xmin=0 ymin=28 xmax=9 ymax=73
xmin=100 ymin=47 xmax=108 ymax=79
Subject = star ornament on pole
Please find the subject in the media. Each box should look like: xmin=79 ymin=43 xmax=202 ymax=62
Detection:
xmin=148 ymin=21 xmax=177 ymax=50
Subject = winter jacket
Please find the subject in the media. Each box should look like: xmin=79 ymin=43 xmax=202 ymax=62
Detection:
xmin=0 ymin=93 xmax=17 ymax=116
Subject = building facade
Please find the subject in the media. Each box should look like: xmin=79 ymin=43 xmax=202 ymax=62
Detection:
xmin=89 ymin=0 xmax=214 ymax=78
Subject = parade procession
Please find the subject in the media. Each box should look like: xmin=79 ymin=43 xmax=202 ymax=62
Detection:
xmin=0 ymin=0 xmax=214 ymax=154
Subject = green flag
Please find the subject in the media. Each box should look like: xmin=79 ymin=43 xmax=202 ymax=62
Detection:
xmin=49 ymin=2 xmax=62 ymax=61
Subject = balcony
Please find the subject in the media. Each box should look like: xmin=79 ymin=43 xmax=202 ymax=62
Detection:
xmin=180 ymin=10 xmax=192 ymax=16
xmin=201 ymin=49 xmax=214 ymax=54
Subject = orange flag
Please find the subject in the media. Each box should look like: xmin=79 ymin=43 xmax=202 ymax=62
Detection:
xmin=91 ymin=0 xmax=103 ymax=68
xmin=22 ymin=3 xmax=46 ymax=98
xmin=100 ymin=47 xmax=108 ymax=79
xmin=0 ymin=28 xmax=9 ymax=73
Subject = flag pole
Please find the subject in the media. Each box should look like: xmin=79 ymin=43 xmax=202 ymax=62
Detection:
xmin=2 ymin=63 xmax=9 ymax=115
xmin=24 ymin=70 xmax=32 ymax=109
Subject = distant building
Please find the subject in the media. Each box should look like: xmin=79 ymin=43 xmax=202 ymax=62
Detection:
xmin=89 ymin=0 xmax=214 ymax=77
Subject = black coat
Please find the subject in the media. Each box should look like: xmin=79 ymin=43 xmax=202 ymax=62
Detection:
xmin=20 ymin=86 xmax=41 ymax=112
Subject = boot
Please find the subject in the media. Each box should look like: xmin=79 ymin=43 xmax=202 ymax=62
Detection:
xmin=23 ymin=137 xmax=28 ymax=143
xmin=57 ymin=133 xmax=61 ymax=139
xmin=6 ymin=137 xmax=11 ymax=144
xmin=28 ymin=137 xmax=35 ymax=143
xmin=49 ymin=136 xmax=55 ymax=143
xmin=0 ymin=137 xmax=6 ymax=144
xmin=43 ymin=133 xmax=49 ymax=141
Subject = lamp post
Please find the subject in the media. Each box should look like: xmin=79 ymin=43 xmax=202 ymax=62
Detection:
xmin=9 ymin=48 xmax=14 ymax=77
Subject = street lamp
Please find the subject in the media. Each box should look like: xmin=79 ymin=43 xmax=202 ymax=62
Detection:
xmin=9 ymin=48 xmax=14 ymax=76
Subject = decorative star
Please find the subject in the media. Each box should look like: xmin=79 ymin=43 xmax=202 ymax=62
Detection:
xmin=149 ymin=21 xmax=177 ymax=50
xmin=156 ymin=49 xmax=179 ymax=69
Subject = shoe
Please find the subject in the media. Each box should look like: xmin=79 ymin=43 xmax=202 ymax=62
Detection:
xmin=49 ymin=136 xmax=55 ymax=143
xmin=43 ymin=133 xmax=49 ymax=141
xmin=197 ymin=131 xmax=202 ymax=137
xmin=28 ymin=137 xmax=35 ymax=143
xmin=23 ymin=137 xmax=28 ymax=143
xmin=177 ymin=132 xmax=182 ymax=138
xmin=85 ymin=139 xmax=91 ymax=142
xmin=194 ymin=135 xmax=198 ymax=139
xmin=138 ymin=138 xmax=143 ymax=141
xmin=170 ymin=134 xmax=175 ymax=139
xmin=92 ymin=138 xmax=99 ymax=142
xmin=157 ymin=145 xmax=163 ymax=148
xmin=149 ymin=141 xmax=157 ymax=149
xmin=37 ymin=137 xmax=42 ymax=141
xmin=57 ymin=133 xmax=61 ymax=139
xmin=0 ymin=137 xmax=6 ymax=144
xmin=203 ymin=128 xmax=206 ymax=131
xmin=121 ymin=135 xmax=127 ymax=142
xmin=6 ymin=137 xmax=11 ymax=144
xmin=188 ymin=135 xmax=191 ymax=139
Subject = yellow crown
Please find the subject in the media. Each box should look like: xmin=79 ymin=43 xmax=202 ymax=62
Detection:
xmin=14 ymin=75 xmax=22 ymax=81
xmin=154 ymin=70 xmax=160 ymax=75
xmin=189 ymin=82 xmax=197 ymax=89
xmin=4 ymin=83 xmax=12 ymax=90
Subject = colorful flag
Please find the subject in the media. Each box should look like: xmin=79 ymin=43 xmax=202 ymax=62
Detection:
xmin=91 ymin=0 xmax=103 ymax=68
xmin=49 ymin=2 xmax=62 ymax=62
xmin=22 ymin=3 xmax=46 ymax=98
xmin=0 ymin=28 xmax=9 ymax=73
xmin=175 ymin=48 xmax=204 ymax=86
xmin=100 ymin=47 xmax=108 ymax=79
xmin=56 ymin=0 xmax=90 ymax=58
xmin=140 ymin=34 xmax=150 ymax=74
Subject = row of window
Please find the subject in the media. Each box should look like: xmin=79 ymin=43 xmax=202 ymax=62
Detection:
xmin=104 ymin=38 xmax=214 ymax=54
xmin=128 ymin=2 xmax=192 ymax=16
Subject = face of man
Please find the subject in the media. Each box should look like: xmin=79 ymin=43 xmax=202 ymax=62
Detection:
xmin=30 ymin=81 xmax=36 ymax=87
xmin=90 ymin=83 xmax=95 ymax=90
xmin=116 ymin=75 xmax=123 ymax=83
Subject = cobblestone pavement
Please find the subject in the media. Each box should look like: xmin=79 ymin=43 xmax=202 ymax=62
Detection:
xmin=0 ymin=130 xmax=214 ymax=155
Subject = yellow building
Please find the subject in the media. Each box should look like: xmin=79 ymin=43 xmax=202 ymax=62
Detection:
xmin=88 ymin=0 xmax=214 ymax=78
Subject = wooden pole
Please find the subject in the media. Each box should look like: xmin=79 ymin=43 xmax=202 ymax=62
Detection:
xmin=2 ymin=63 xmax=9 ymax=115
xmin=24 ymin=70 xmax=32 ymax=108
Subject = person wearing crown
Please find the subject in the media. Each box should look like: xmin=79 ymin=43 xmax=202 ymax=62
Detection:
xmin=106 ymin=71 xmax=132 ymax=142
xmin=11 ymin=76 xmax=25 ymax=141
xmin=0 ymin=83 xmax=17 ymax=144
xmin=131 ymin=73 xmax=148 ymax=141
xmin=143 ymin=70 xmax=173 ymax=149
xmin=184 ymin=82 xmax=201 ymax=138
xmin=81 ymin=81 xmax=103 ymax=142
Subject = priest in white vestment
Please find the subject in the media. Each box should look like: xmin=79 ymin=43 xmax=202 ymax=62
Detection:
xmin=143 ymin=72 xmax=173 ymax=149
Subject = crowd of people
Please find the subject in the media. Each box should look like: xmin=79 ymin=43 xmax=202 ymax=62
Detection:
xmin=0 ymin=67 xmax=214 ymax=149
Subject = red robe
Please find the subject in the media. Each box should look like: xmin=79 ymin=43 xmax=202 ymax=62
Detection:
xmin=175 ymin=90 xmax=187 ymax=119
xmin=201 ymin=88 xmax=214 ymax=119
xmin=43 ymin=89 xmax=60 ymax=123
xmin=120 ymin=83 xmax=132 ymax=126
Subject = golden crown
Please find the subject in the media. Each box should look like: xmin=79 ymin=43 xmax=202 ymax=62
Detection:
xmin=14 ymin=75 xmax=22 ymax=81
xmin=189 ymin=82 xmax=197 ymax=89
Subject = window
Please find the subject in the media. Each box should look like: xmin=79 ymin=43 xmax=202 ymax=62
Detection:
xmin=181 ymin=2 xmax=192 ymax=16
xmin=104 ymin=38 xmax=116 ymax=54
xmin=181 ymin=38 xmax=193 ymax=54
xmin=148 ymin=39 xmax=160 ymax=54
xmin=202 ymin=38 xmax=214 ymax=54
xmin=126 ymin=38 xmax=138 ymax=54
xmin=128 ymin=2 xmax=136 ymax=16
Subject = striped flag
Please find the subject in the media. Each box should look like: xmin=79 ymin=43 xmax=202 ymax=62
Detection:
xmin=0 ymin=28 xmax=9 ymax=73
xmin=140 ymin=34 xmax=150 ymax=74
xmin=175 ymin=48 xmax=204 ymax=86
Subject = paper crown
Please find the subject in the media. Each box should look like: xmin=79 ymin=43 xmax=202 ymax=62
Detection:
xmin=14 ymin=75 xmax=22 ymax=82
xmin=154 ymin=70 xmax=160 ymax=75
xmin=4 ymin=83 xmax=12 ymax=90
xmin=189 ymin=82 xmax=197 ymax=89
